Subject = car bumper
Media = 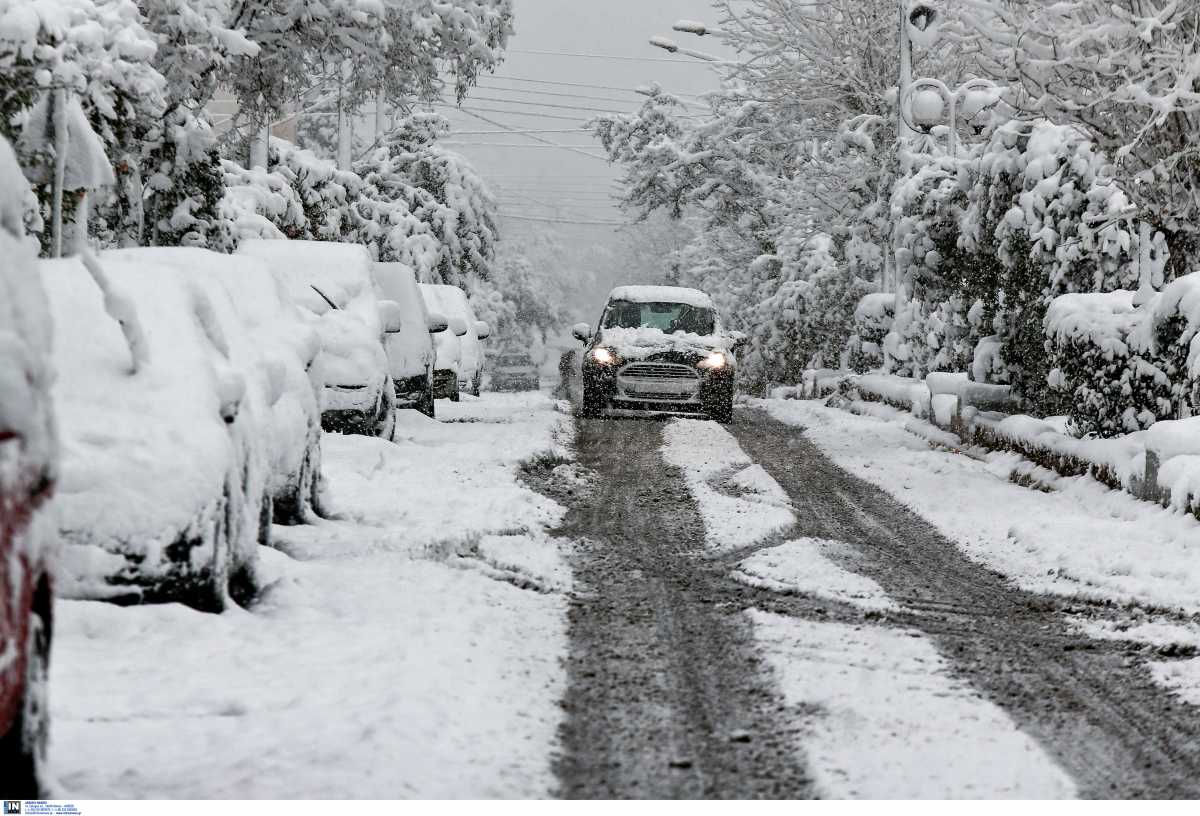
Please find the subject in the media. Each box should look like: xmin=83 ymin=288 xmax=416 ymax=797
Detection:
xmin=432 ymin=368 xmax=458 ymax=398
xmin=492 ymin=375 xmax=539 ymax=390
xmin=393 ymin=372 xmax=428 ymax=407
xmin=585 ymin=360 xmax=733 ymax=410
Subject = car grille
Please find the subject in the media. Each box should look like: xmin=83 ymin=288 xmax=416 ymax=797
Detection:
xmin=619 ymin=362 xmax=698 ymax=381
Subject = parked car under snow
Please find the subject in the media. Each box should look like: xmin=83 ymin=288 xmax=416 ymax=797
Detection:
xmin=420 ymin=283 xmax=491 ymax=398
xmin=373 ymin=262 xmax=448 ymax=418
xmin=0 ymin=145 xmax=56 ymax=795
xmin=572 ymin=285 xmax=744 ymax=422
xmin=240 ymin=241 xmax=402 ymax=439
xmin=109 ymin=247 xmax=326 ymax=525
xmin=43 ymin=254 xmax=267 ymax=612
xmin=490 ymin=351 xmax=540 ymax=392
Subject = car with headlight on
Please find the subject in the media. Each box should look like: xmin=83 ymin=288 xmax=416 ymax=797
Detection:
xmin=572 ymin=285 xmax=743 ymax=422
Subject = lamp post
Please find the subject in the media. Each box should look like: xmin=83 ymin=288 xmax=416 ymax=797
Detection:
xmin=901 ymin=78 xmax=1002 ymax=158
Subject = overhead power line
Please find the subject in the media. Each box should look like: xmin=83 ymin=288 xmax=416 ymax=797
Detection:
xmin=441 ymin=106 xmax=611 ymax=162
xmin=435 ymin=103 xmax=597 ymax=123
xmin=478 ymin=78 xmax=705 ymax=108
xmin=499 ymin=212 xmax=627 ymax=226
xmin=445 ymin=142 xmax=603 ymax=149
xmin=475 ymin=83 xmax=645 ymax=106
xmin=460 ymin=94 xmax=633 ymax=115
xmin=451 ymin=129 xmax=587 ymax=135
xmin=509 ymin=48 xmax=700 ymax=64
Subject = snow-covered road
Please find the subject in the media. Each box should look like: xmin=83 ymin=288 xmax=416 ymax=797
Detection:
xmin=44 ymin=394 xmax=1200 ymax=799
xmin=49 ymin=392 xmax=573 ymax=798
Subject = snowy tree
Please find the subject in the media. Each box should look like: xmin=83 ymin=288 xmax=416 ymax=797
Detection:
xmin=222 ymin=0 xmax=513 ymax=156
xmin=135 ymin=0 xmax=257 ymax=249
xmin=960 ymin=0 xmax=1200 ymax=276
xmin=0 ymin=0 xmax=165 ymax=251
xmin=355 ymin=113 xmax=498 ymax=286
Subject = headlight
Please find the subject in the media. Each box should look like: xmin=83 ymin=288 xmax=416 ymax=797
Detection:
xmin=591 ymin=347 xmax=615 ymax=365
xmin=697 ymin=351 xmax=727 ymax=370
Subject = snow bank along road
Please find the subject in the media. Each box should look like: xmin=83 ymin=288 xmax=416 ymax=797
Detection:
xmin=546 ymin=401 xmax=1200 ymax=799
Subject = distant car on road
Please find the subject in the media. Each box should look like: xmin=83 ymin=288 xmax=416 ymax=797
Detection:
xmin=491 ymin=351 xmax=540 ymax=392
xmin=572 ymin=285 xmax=744 ymax=422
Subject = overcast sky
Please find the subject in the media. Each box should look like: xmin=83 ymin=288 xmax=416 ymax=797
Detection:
xmin=436 ymin=0 xmax=731 ymax=229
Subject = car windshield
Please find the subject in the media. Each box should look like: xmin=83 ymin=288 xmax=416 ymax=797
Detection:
xmin=600 ymin=300 xmax=715 ymax=335
xmin=497 ymin=353 xmax=532 ymax=366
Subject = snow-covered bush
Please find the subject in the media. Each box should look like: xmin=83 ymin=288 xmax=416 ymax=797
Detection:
xmin=1045 ymin=291 xmax=1168 ymax=437
xmin=849 ymin=292 xmax=893 ymax=372
xmin=220 ymin=159 xmax=305 ymax=241
xmin=1129 ymin=272 xmax=1200 ymax=421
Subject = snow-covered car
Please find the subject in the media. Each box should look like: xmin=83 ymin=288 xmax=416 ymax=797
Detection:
xmin=110 ymin=247 xmax=325 ymax=525
xmin=44 ymin=253 xmax=268 ymax=612
xmin=0 ymin=149 xmax=55 ymax=796
xmin=420 ymin=283 xmax=491 ymax=397
xmin=572 ymin=285 xmax=743 ymax=422
xmin=373 ymin=262 xmax=449 ymax=418
xmin=239 ymin=241 xmax=401 ymax=439
xmin=490 ymin=351 xmax=540 ymax=392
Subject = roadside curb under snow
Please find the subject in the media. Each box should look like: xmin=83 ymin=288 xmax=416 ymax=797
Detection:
xmin=797 ymin=373 xmax=1200 ymax=517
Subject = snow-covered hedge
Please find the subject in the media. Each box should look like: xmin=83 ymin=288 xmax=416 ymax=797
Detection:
xmin=848 ymin=292 xmax=893 ymax=372
xmin=1044 ymin=291 xmax=1168 ymax=436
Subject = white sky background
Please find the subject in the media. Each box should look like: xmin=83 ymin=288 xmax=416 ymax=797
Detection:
xmin=433 ymin=0 xmax=734 ymax=297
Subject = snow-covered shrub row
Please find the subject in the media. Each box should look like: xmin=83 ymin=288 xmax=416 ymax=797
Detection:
xmin=880 ymin=120 xmax=1151 ymax=416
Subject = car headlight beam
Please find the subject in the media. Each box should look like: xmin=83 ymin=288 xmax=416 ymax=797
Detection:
xmin=698 ymin=351 xmax=727 ymax=370
xmin=591 ymin=347 xmax=615 ymax=365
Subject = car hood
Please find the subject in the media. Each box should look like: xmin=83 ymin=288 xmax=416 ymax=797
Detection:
xmin=597 ymin=327 xmax=726 ymax=361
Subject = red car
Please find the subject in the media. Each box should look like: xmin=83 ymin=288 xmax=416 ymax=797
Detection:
xmin=0 ymin=137 xmax=56 ymax=796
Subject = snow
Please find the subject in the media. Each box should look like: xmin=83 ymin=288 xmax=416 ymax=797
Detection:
xmin=238 ymin=240 xmax=388 ymax=409
xmin=105 ymin=247 xmax=323 ymax=520
xmin=606 ymin=285 xmax=713 ymax=309
xmin=1148 ymin=658 xmax=1200 ymax=707
xmin=758 ymin=398 xmax=1200 ymax=614
xmin=661 ymin=419 xmax=794 ymax=552
xmin=42 ymin=254 xmax=261 ymax=601
xmin=0 ymin=139 xmax=55 ymax=484
xmin=50 ymin=391 xmax=572 ymax=797
xmin=1045 ymin=290 xmax=1138 ymax=348
xmin=734 ymin=539 xmax=895 ymax=613
xmin=598 ymin=326 xmax=726 ymax=359
xmin=421 ymin=284 xmax=484 ymax=385
xmin=750 ymin=610 xmax=1076 ymax=798
xmin=373 ymin=262 xmax=434 ymax=381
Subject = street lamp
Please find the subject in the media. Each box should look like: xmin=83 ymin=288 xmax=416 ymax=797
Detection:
xmin=900 ymin=78 xmax=1002 ymax=158
xmin=649 ymin=34 xmax=720 ymax=63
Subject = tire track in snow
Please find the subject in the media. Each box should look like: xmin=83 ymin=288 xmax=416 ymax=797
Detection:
xmin=664 ymin=416 xmax=1076 ymax=798
xmin=732 ymin=407 xmax=1200 ymax=798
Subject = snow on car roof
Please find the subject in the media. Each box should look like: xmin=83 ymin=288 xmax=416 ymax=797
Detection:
xmin=607 ymin=285 xmax=713 ymax=309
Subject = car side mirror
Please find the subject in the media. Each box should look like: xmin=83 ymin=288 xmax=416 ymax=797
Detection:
xmin=426 ymin=311 xmax=449 ymax=334
xmin=474 ymin=320 xmax=491 ymax=340
xmin=572 ymin=322 xmax=592 ymax=344
xmin=378 ymin=300 xmax=404 ymax=334
xmin=449 ymin=316 xmax=469 ymax=337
